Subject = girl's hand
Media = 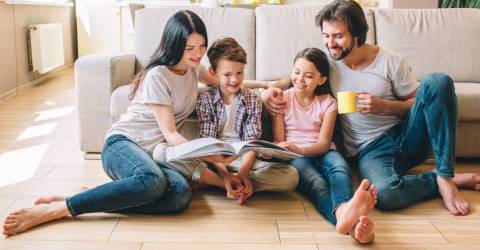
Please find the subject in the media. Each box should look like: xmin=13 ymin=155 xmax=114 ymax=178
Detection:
xmin=278 ymin=142 xmax=304 ymax=155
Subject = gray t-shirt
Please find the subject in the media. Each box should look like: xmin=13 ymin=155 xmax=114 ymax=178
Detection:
xmin=106 ymin=64 xmax=206 ymax=154
xmin=329 ymin=47 xmax=418 ymax=157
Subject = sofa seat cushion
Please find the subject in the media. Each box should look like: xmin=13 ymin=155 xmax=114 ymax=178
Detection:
xmin=110 ymin=85 xmax=132 ymax=120
xmin=455 ymin=82 xmax=480 ymax=122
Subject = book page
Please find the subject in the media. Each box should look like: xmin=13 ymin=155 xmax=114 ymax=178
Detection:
xmin=166 ymin=138 xmax=237 ymax=161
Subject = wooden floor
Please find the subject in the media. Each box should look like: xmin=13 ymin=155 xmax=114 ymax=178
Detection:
xmin=0 ymin=68 xmax=479 ymax=250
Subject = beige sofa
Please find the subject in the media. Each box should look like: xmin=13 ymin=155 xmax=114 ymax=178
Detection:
xmin=75 ymin=5 xmax=480 ymax=157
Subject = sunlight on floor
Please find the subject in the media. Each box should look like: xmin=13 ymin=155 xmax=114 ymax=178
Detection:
xmin=35 ymin=106 xmax=74 ymax=122
xmin=0 ymin=143 xmax=50 ymax=187
xmin=16 ymin=123 xmax=58 ymax=141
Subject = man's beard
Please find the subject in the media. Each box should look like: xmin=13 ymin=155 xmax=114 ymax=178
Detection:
xmin=328 ymin=39 xmax=355 ymax=61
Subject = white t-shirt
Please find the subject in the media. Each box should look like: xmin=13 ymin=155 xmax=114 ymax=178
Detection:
xmin=106 ymin=64 xmax=206 ymax=154
xmin=329 ymin=47 xmax=418 ymax=157
xmin=219 ymin=98 xmax=240 ymax=143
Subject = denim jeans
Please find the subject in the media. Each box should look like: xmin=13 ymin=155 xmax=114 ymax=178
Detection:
xmin=356 ymin=73 xmax=456 ymax=210
xmin=65 ymin=134 xmax=192 ymax=216
xmin=290 ymin=150 xmax=352 ymax=224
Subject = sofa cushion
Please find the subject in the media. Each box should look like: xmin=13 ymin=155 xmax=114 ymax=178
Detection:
xmin=374 ymin=8 xmax=480 ymax=83
xmin=255 ymin=5 xmax=375 ymax=81
xmin=455 ymin=82 xmax=480 ymax=122
xmin=135 ymin=7 xmax=256 ymax=80
xmin=110 ymin=85 xmax=132 ymax=120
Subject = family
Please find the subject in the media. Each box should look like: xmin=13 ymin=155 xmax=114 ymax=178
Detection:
xmin=3 ymin=0 xmax=480 ymax=244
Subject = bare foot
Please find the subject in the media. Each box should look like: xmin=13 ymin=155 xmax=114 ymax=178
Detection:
xmin=335 ymin=179 xmax=377 ymax=235
xmin=453 ymin=173 xmax=480 ymax=191
xmin=2 ymin=202 xmax=70 ymax=237
xmin=351 ymin=216 xmax=375 ymax=244
xmin=34 ymin=196 xmax=67 ymax=205
xmin=437 ymin=176 xmax=469 ymax=216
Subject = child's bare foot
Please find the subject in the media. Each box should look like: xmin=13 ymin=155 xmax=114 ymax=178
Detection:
xmin=34 ymin=196 xmax=67 ymax=205
xmin=335 ymin=179 xmax=377 ymax=235
xmin=453 ymin=173 xmax=480 ymax=191
xmin=351 ymin=216 xmax=375 ymax=244
xmin=2 ymin=202 xmax=70 ymax=237
xmin=437 ymin=176 xmax=469 ymax=216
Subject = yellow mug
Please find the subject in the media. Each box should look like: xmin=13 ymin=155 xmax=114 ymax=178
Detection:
xmin=337 ymin=91 xmax=358 ymax=114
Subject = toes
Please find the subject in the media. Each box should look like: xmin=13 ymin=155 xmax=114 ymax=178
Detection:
xmin=459 ymin=202 xmax=470 ymax=215
xmin=447 ymin=204 xmax=461 ymax=216
xmin=359 ymin=179 xmax=370 ymax=190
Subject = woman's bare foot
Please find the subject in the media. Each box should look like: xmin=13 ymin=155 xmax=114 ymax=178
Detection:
xmin=2 ymin=201 xmax=70 ymax=237
xmin=335 ymin=179 xmax=377 ymax=235
xmin=437 ymin=176 xmax=469 ymax=216
xmin=34 ymin=196 xmax=67 ymax=205
xmin=350 ymin=216 xmax=375 ymax=244
xmin=453 ymin=173 xmax=480 ymax=191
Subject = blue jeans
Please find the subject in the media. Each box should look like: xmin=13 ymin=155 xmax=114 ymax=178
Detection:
xmin=356 ymin=73 xmax=456 ymax=210
xmin=65 ymin=134 xmax=192 ymax=216
xmin=290 ymin=150 xmax=352 ymax=224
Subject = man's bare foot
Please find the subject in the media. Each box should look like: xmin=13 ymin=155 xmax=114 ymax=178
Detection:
xmin=437 ymin=176 xmax=469 ymax=216
xmin=2 ymin=201 xmax=70 ymax=237
xmin=453 ymin=173 xmax=480 ymax=191
xmin=335 ymin=179 xmax=377 ymax=235
xmin=34 ymin=196 xmax=67 ymax=205
xmin=350 ymin=216 xmax=375 ymax=244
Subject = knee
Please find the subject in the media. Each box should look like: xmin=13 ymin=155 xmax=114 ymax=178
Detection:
xmin=282 ymin=166 xmax=300 ymax=191
xmin=170 ymin=182 xmax=192 ymax=213
xmin=374 ymin=182 xmax=404 ymax=211
xmin=421 ymin=73 xmax=455 ymax=97
xmin=291 ymin=158 xmax=312 ymax=172
xmin=139 ymin=172 xmax=168 ymax=201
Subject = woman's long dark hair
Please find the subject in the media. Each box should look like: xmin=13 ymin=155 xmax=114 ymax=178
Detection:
xmin=294 ymin=48 xmax=333 ymax=96
xmin=129 ymin=10 xmax=208 ymax=99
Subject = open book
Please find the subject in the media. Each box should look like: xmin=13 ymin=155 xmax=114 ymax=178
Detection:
xmin=165 ymin=138 xmax=302 ymax=161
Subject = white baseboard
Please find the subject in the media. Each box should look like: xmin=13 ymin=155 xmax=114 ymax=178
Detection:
xmin=0 ymin=64 xmax=73 ymax=101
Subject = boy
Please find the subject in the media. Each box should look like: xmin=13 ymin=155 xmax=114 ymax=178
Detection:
xmin=196 ymin=37 xmax=299 ymax=204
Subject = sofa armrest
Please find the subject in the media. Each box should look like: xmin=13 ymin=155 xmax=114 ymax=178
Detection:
xmin=75 ymin=54 xmax=136 ymax=154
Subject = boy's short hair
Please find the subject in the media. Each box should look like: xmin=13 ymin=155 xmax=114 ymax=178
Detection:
xmin=207 ymin=37 xmax=247 ymax=70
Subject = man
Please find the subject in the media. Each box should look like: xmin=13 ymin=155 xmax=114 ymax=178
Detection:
xmin=265 ymin=0 xmax=480 ymax=217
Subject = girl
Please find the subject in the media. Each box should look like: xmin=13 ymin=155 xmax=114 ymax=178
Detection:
xmin=272 ymin=48 xmax=377 ymax=243
xmin=2 ymin=10 xmax=228 ymax=237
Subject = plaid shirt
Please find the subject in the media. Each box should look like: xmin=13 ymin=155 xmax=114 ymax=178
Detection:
xmin=196 ymin=86 xmax=262 ymax=141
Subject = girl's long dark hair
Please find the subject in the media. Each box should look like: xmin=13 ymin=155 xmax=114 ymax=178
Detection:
xmin=294 ymin=48 xmax=333 ymax=97
xmin=129 ymin=10 xmax=208 ymax=99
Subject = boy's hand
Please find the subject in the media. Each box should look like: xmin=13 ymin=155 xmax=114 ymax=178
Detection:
xmin=201 ymin=155 xmax=237 ymax=164
xmin=236 ymin=173 xmax=253 ymax=205
xmin=223 ymin=173 xmax=244 ymax=200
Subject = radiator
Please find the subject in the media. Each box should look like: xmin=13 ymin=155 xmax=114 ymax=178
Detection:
xmin=27 ymin=23 xmax=65 ymax=74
